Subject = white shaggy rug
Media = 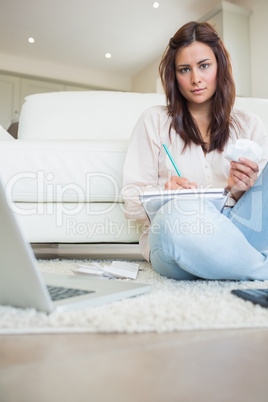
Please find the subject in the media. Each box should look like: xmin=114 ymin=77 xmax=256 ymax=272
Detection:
xmin=1 ymin=259 xmax=268 ymax=334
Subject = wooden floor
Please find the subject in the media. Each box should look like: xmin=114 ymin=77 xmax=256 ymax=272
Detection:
xmin=31 ymin=243 xmax=144 ymax=260
xmin=2 ymin=248 xmax=268 ymax=401
xmin=1 ymin=328 xmax=268 ymax=402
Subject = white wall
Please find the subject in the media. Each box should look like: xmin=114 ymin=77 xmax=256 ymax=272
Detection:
xmin=0 ymin=52 xmax=132 ymax=92
xmin=132 ymin=0 xmax=268 ymax=98
xmin=234 ymin=0 xmax=268 ymax=98
xmin=1 ymin=0 xmax=267 ymax=96
xmin=132 ymin=57 xmax=161 ymax=93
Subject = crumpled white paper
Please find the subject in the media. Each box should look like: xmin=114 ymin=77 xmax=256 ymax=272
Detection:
xmin=224 ymin=139 xmax=263 ymax=163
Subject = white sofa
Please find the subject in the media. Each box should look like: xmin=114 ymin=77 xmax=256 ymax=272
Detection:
xmin=0 ymin=91 xmax=268 ymax=258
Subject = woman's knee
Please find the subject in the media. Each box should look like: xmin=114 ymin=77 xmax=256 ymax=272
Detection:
xmin=150 ymin=246 xmax=198 ymax=280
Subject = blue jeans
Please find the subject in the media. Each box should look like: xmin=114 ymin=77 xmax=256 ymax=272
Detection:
xmin=149 ymin=163 xmax=268 ymax=280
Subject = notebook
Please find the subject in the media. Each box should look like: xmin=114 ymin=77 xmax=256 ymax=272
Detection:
xmin=139 ymin=188 xmax=229 ymax=222
xmin=0 ymin=179 xmax=151 ymax=313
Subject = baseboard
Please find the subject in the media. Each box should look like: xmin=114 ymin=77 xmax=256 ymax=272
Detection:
xmin=31 ymin=243 xmax=145 ymax=261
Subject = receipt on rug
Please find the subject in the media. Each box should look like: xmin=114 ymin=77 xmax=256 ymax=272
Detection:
xmin=224 ymin=139 xmax=263 ymax=163
xmin=73 ymin=261 xmax=141 ymax=280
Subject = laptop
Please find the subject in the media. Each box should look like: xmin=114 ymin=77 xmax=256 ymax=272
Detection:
xmin=0 ymin=179 xmax=151 ymax=313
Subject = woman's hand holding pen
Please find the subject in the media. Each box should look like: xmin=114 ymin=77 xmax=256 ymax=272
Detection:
xmin=165 ymin=176 xmax=198 ymax=190
xmin=227 ymin=157 xmax=259 ymax=201
xmin=162 ymin=144 xmax=197 ymax=190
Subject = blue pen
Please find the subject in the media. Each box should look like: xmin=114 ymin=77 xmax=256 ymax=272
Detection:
xmin=163 ymin=144 xmax=182 ymax=177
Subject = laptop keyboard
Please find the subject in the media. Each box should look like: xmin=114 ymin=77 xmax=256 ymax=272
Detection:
xmin=231 ymin=289 xmax=268 ymax=307
xmin=47 ymin=285 xmax=94 ymax=301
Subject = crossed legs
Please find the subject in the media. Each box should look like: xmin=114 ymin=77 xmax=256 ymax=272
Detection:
xmin=149 ymin=163 xmax=268 ymax=281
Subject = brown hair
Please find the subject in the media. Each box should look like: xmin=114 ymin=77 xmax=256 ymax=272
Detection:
xmin=159 ymin=21 xmax=236 ymax=152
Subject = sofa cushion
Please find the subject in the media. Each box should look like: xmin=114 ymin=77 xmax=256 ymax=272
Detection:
xmin=14 ymin=202 xmax=143 ymax=243
xmin=18 ymin=91 xmax=166 ymax=140
xmin=0 ymin=139 xmax=128 ymax=202
xmin=0 ymin=125 xmax=15 ymax=141
xmin=234 ymin=97 xmax=268 ymax=133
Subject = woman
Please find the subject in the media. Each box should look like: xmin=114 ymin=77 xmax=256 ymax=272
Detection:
xmin=122 ymin=21 xmax=268 ymax=280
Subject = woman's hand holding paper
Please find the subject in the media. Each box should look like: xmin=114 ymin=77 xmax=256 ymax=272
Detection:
xmin=227 ymin=157 xmax=259 ymax=201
